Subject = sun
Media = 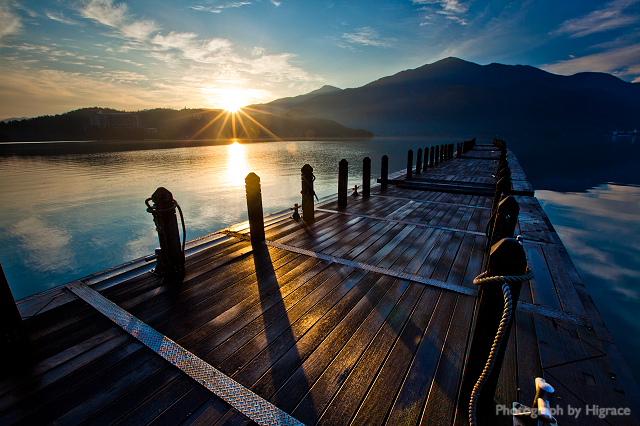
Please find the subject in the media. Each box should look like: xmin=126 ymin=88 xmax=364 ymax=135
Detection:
xmin=217 ymin=88 xmax=250 ymax=112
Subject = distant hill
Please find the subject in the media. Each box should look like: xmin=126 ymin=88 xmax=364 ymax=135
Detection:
xmin=247 ymin=85 xmax=342 ymax=115
xmin=0 ymin=106 xmax=372 ymax=142
xmin=283 ymin=57 xmax=640 ymax=136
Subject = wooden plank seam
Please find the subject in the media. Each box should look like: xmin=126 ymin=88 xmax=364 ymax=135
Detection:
xmin=65 ymin=281 xmax=305 ymax=426
xmin=314 ymin=208 xmax=485 ymax=236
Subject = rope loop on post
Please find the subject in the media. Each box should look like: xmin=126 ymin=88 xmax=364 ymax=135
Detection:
xmin=473 ymin=267 xmax=535 ymax=286
xmin=468 ymin=267 xmax=534 ymax=426
xmin=145 ymin=197 xmax=187 ymax=254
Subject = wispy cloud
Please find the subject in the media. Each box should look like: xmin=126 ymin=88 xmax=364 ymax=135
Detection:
xmin=0 ymin=0 xmax=22 ymax=40
xmin=46 ymin=11 xmax=80 ymax=26
xmin=79 ymin=0 xmax=159 ymax=40
xmin=190 ymin=1 xmax=252 ymax=14
xmin=553 ymin=0 xmax=640 ymax=38
xmin=340 ymin=27 xmax=396 ymax=49
xmin=271 ymin=0 xmax=281 ymax=6
xmin=542 ymin=43 xmax=640 ymax=81
xmin=413 ymin=0 xmax=469 ymax=25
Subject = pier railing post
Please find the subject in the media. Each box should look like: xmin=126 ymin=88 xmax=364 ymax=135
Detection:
xmin=381 ymin=155 xmax=389 ymax=190
xmin=0 ymin=262 xmax=30 ymax=364
xmin=459 ymin=238 xmax=528 ymax=425
xmin=486 ymin=195 xmax=519 ymax=251
xmin=423 ymin=147 xmax=429 ymax=170
xmin=147 ymin=187 xmax=185 ymax=282
xmin=245 ymin=172 xmax=265 ymax=244
xmin=435 ymin=145 xmax=439 ymax=166
xmin=363 ymin=157 xmax=371 ymax=197
xmin=416 ymin=148 xmax=422 ymax=174
xmin=338 ymin=159 xmax=348 ymax=207
xmin=301 ymin=164 xmax=315 ymax=223
xmin=406 ymin=150 xmax=413 ymax=179
xmin=430 ymin=146 xmax=434 ymax=167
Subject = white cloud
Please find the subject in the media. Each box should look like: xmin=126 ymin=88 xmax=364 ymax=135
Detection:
xmin=190 ymin=1 xmax=252 ymax=14
xmin=252 ymin=46 xmax=265 ymax=56
xmin=413 ymin=0 xmax=469 ymax=25
xmin=79 ymin=0 xmax=159 ymax=40
xmin=341 ymin=27 xmax=396 ymax=48
xmin=542 ymin=43 xmax=640 ymax=78
xmin=0 ymin=0 xmax=22 ymax=40
xmin=554 ymin=0 xmax=640 ymax=38
xmin=271 ymin=0 xmax=281 ymax=6
xmin=46 ymin=11 xmax=80 ymax=25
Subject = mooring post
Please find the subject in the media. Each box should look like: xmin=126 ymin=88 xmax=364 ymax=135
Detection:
xmin=406 ymin=150 xmax=413 ymax=179
xmin=147 ymin=187 xmax=185 ymax=282
xmin=416 ymin=148 xmax=422 ymax=174
xmin=451 ymin=143 xmax=454 ymax=159
xmin=435 ymin=145 xmax=439 ymax=166
xmin=338 ymin=159 xmax=348 ymax=207
xmin=459 ymin=238 xmax=528 ymax=425
xmin=492 ymin=175 xmax=512 ymax=215
xmin=423 ymin=147 xmax=429 ymax=170
xmin=363 ymin=157 xmax=371 ymax=197
xmin=245 ymin=172 xmax=266 ymax=244
xmin=381 ymin=155 xmax=389 ymax=190
xmin=301 ymin=164 xmax=315 ymax=223
xmin=487 ymin=196 xmax=519 ymax=252
xmin=0 ymin=262 xmax=30 ymax=365
xmin=430 ymin=146 xmax=434 ymax=167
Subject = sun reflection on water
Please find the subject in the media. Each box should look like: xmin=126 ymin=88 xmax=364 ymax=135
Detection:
xmin=224 ymin=140 xmax=249 ymax=186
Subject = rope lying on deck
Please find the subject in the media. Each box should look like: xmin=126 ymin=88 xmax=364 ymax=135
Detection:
xmin=66 ymin=281 xmax=304 ymax=426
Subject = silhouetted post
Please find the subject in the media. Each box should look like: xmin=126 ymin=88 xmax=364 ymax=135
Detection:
xmin=450 ymin=143 xmax=454 ymax=159
xmin=301 ymin=164 xmax=315 ymax=223
xmin=406 ymin=150 xmax=413 ymax=179
xmin=487 ymin=196 xmax=519 ymax=252
xmin=147 ymin=187 xmax=185 ymax=282
xmin=430 ymin=146 xmax=434 ymax=167
xmin=441 ymin=144 xmax=445 ymax=162
xmin=0 ymin=262 xmax=30 ymax=364
xmin=338 ymin=159 xmax=348 ymax=207
xmin=245 ymin=173 xmax=265 ymax=244
xmin=381 ymin=155 xmax=389 ymax=190
xmin=435 ymin=145 xmax=439 ymax=166
xmin=416 ymin=148 xmax=422 ymax=174
xmin=363 ymin=157 xmax=371 ymax=197
xmin=423 ymin=147 xmax=429 ymax=170
xmin=459 ymin=238 xmax=527 ymax=424
xmin=492 ymin=175 xmax=512 ymax=215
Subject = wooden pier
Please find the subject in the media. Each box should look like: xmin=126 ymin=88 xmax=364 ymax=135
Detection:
xmin=3 ymin=141 xmax=639 ymax=426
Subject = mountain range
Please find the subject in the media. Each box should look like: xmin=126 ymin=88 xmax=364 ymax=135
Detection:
xmin=252 ymin=57 xmax=640 ymax=136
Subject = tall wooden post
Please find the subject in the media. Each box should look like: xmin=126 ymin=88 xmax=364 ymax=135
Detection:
xmin=301 ymin=164 xmax=315 ymax=223
xmin=362 ymin=157 xmax=371 ymax=197
xmin=416 ymin=148 xmax=422 ymax=174
xmin=459 ymin=238 xmax=528 ymax=425
xmin=487 ymin=196 xmax=519 ymax=252
xmin=441 ymin=144 xmax=445 ymax=162
xmin=0 ymin=263 xmax=30 ymax=365
xmin=423 ymin=147 xmax=429 ymax=170
xmin=245 ymin=173 xmax=265 ymax=244
xmin=435 ymin=145 xmax=439 ymax=166
xmin=406 ymin=150 xmax=413 ymax=179
xmin=430 ymin=146 xmax=434 ymax=167
xmin=338 ymin=159 xmax=348 ymax=207
xmin=381 ymin=155 xmax=388 ymax=190
xmin=148 ymin=187 xmax=185 ymax=282
xmin=492 ymin=175 xmax=512 ymax=215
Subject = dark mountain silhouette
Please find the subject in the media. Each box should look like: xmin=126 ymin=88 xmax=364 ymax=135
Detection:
xmin=283 ymin=57 xmax=640 ymax=136
xmin=0 ymin=106 xmax=372 ymax=142
xmin=248 ymin=85 xmax=342 ymax=114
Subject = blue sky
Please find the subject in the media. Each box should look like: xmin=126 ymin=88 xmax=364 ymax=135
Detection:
xmin=0 ymin=0 xmax=639 ymax=119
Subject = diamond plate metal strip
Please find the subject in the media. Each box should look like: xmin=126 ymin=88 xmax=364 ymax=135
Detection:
xmin=517 ymin=301 xmax=593 ymax=327
xmin=65 ymin=281 xmax=304 ymax=426
xmin=263 ymin=240 xmax=479 ymax=296
xmin=314 ymin=208 xmax=485 ymax=236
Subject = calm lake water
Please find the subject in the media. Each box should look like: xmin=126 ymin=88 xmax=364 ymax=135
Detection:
xmin=0 ymin=135 xmax=639 ymax=383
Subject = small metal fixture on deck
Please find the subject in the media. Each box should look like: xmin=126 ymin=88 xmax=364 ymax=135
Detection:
xmin=513 ymin=378 xmax=558 ymax=426
xmin=145 ymin=187 xmax=186 ymax=283
xmin=292 ymin=203 xmax=301 ymax=220
xmin=352 ymin=184 xmax=359 ymax=196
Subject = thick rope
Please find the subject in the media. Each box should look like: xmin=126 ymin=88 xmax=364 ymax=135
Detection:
xmin=468 ymin=267 xmax=534 ymax=426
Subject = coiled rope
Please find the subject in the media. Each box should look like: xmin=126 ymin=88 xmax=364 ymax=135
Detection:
xmin=145 ymin=198 xmax=187 ymax=255
xmin=469 ymin=268 xmax=535 ymax=426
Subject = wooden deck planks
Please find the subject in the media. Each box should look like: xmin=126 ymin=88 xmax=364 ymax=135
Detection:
xmin=3 ymin=144 xmax=638 ymax=426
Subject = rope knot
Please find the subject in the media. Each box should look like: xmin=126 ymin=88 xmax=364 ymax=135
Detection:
xmin=473 ymin=267 xmax=535 ymax=286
